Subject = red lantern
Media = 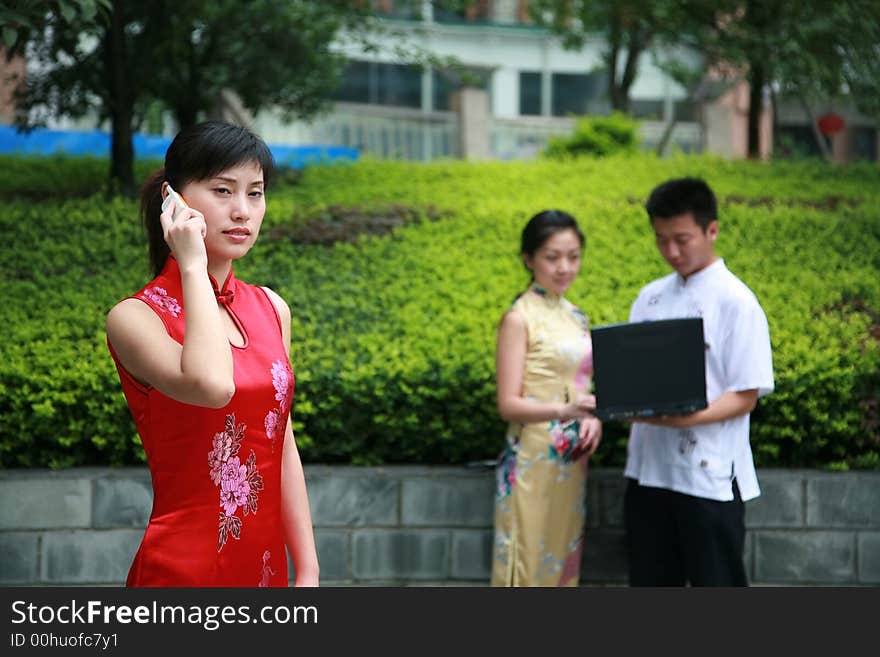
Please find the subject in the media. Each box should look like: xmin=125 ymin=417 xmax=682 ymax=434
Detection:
xmin=817 ymin=112 xmax=845 ymax=136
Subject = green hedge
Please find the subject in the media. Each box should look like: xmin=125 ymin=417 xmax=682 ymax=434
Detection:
xmin=0 ymin=154 xmax=161 ymax=200
xmin=1 ymin=154 xmax=878 ymax=469
xmin=544 ymin=112 xmax=641 ymax=158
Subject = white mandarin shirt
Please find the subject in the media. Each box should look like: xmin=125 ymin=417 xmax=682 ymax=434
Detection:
xmin=624 ymin=259 xmax=774 ymax=501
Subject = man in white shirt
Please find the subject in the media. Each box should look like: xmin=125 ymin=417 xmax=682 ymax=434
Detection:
xmin=625 ymin=177 xmax=774 ymax=586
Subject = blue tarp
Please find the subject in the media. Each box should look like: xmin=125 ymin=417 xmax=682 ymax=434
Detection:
xmin=0 ymin=125 xmax=359 ymax=168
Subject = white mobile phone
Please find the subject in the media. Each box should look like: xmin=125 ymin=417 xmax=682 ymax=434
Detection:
xmin=161 ymin=185 xmax=188 ymax=215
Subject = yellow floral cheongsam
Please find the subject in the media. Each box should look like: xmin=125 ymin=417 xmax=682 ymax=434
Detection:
xmin=491 ymin=283 xmax=593 ymax=587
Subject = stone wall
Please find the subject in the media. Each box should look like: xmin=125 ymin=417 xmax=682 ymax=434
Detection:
xmin=1 ymin=466 xmax=878 ymax=586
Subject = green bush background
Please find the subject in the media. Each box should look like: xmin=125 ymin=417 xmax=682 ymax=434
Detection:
xmin=1 ymin=153 xmax=878 ymax=469
xmin=544 ymin=112 xmax=641 ymax=158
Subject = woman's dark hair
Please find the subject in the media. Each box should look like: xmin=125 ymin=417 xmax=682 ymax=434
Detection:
xmin=520 ymin=209 xmax=585 ymax=267
xmin=139 ymin=121 xmax=276 ymax=276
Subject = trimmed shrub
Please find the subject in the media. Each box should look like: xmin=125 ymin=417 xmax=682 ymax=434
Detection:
xmin=1 ymin=154 xmax=878 ymax=469
xmin=544 ymin=112 xmax=641 ymax=159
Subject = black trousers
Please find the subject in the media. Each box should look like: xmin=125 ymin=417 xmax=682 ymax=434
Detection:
xmin=624 ymin=478 xmax=748 ymax=587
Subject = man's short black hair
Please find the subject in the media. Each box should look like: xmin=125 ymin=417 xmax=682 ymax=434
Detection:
xmin=645 ymin=177 xmax=718 ymax=230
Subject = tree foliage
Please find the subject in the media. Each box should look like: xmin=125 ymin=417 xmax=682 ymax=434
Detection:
xmin=528 ymin=0 xmax=698 ymax=113
xmin=3 ymin=1 xmax=381 ymax=194
xmin=688 ymin=0 xmax=880 ymax=157
xmin=530 ymin=0 xmax=880 ymax=159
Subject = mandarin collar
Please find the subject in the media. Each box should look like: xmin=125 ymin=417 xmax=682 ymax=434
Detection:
xmin=676 ymin=258 xmax=725 ymax=290
xmin=165 ymin=256 xmax=236 ymax=306
xmin=529 ymin=282 xmax=564 ymax=307
xmin=208 ymin=267 xmax=236 ymax=306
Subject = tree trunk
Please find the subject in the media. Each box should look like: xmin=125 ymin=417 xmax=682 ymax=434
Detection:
xmin=176 ymin=104 xmax=199 ymax=129
xmin=617 ymin=26 xmax=646 ymax=115
xmin=105 ymin=1 xmax=136 ymax=197
xmin=797 ymin=93 xmax=832 ymax=162
xmin=656 ymin=116 xmax=677 ymax=156
xmin=746 ymin=60 xmax=764 ymax=159
xmin=770 ymin=84 xmax=780 ymax=158
xmin=607 ymin=12 xmax=623 ymax=111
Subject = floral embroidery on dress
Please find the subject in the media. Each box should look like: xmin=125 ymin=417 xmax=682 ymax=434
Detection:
xmin=548 ymin=419 xmax=579 ymax=463
xmin=494 ymin=530 xmax=512 ymax=567
xmin=271 ymin=360 xmax=292 ymax=407
xmin=208 ymin=413 xmax=264 ymax=552
xmin=558 ymin=535 xmax=584 ymax=586
xmin=258 ymin=550 xmax=275 ymax=587
xmin=142 ymin=286 xmax=181 ymax=317
xmin=537 ymin=538 xmax=564 ymax=581
xmin=264 ymin=410 xmax=281 ymax=445
xmin=264 ymin=359 xmax=294 ymax=451
xmin=574 ymin=342 xmax=593 ymax=391
xmin=568 ymin=303 xmax=588 ymax=331
xmin=495 ymin=444 xmax=517 ymax=500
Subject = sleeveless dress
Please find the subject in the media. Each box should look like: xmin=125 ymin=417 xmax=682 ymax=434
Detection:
xmin=108 ymin=256 xmax=293 ymax=586
xmin=491 ymin=283 xmax=594 ymax=586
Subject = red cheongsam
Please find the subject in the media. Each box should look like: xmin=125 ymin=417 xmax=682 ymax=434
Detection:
xmin=108 ymin=256 xmax=293 ymax=586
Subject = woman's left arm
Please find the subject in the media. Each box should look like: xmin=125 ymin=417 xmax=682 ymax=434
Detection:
xmin=281 ymin=419 xmax=320 ymax=586
xmin=264 ymin=287 xmax=319 ymax=587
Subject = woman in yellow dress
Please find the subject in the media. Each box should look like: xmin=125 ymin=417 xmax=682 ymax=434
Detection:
xmin=491 ymin=209 xmax=601 ymax=587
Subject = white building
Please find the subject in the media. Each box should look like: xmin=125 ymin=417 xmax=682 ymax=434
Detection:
xmin=246 ymin=1 xmax=703 ymax=161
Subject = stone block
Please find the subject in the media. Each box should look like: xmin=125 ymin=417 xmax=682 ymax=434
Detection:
xmin=92 ymin=476 xmax=153 ymax=528
xmin=41 ymin=530 xmax=143 ymax=584
xmin=754 ymin=531 xmax=855 ymax=584
xmin=807 ymin=475 xmax=880 ymax=528
xmin=0 ymin=532 xmax=39 ymax=584
xmin=857 ymin=532 xmax=880 ymax=584
xmin=746 ymin=475 xmax=804 ymax=528
xmin=0 ymin=478 xmax=91 ymax=529
xmin=585 ymin=477 xmax=600 ymax=530
xmin=352 ymin=530 xmax=449 ymax=580
xmin=401 ymin=477 xmax=494 ymax=527
xmin=581 ymin=530 xmax=628 ymax=584
xmin=315 ymin=530 xmax=350 ymax=582
xmin=451 ymin=529 xmax=493 ymax=581
xmin=743 ymin=531 xmax=754 ymax=582
xmin=599 ymin=476 xmax=627 ymax=528
xmin=306 ymin=473 xmax=398 ymax=527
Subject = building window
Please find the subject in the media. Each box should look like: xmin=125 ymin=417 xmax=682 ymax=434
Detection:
xmin=334 ymin=61 xmax=371 ymax=104
xmin=776 ymin=125 xmax=829 ymax=159
xmin=519 ymin=71 xmax=541 ymax=116
xmin=433 ymin=67 xmax=491 ymax=111
xmin=630 ymin=99 xmax=664 ymax=121
xmin=852 ymin=126 xmax=878 ymax=161
xmin=551 ymin=71 xmax=607 ymax=116
xmin=368 ymin=1 xmax=422 ymax=20
xmin=333 ymin=60 xmax=422 ymax=109
xmin=674 ymin=99 xmax=698 ymax=122
xmin=433 ymin=0 xmax=490 ymax=23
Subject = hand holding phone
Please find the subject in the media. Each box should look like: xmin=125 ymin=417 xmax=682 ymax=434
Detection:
xmin=161 ymin=185 xmax=188 ymax=218
xmin=159 ymin=184 xmax=207 ymax=266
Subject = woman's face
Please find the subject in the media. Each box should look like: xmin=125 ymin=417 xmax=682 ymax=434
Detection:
xmin=523 ymin=228 xmax=583 ymax=296
xmin=178 ymin=161 xmax=266 ymax=263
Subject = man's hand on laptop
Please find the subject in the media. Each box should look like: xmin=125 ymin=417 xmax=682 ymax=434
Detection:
xmin=629 ymin=413 xmax=699 ymax=428
xmin=627 ymin=391 xmax=758 ymax=428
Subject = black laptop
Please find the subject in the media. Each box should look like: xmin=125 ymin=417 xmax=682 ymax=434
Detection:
xmin=591 ymin=318 xmax=708 ymax=421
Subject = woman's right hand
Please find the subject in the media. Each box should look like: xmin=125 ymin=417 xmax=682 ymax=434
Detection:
xmin=159 ymin=198 xmax=207 ymax=270
xmin=559 ymin=394 xmax=596 ymax=421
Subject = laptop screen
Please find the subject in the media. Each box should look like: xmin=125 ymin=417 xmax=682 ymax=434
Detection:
xmin=591 ymin=318 xmax=708 ymax=421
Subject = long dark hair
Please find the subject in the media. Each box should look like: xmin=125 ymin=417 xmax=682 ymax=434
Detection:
xmin=139 ymin=121 xmax=276 ymax=276
xmin=520 ymin=209 xmax=585 ymax=278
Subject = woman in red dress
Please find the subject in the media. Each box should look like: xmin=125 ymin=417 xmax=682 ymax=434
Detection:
xmin=106 ymin=121 xmax=319 ymax=586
